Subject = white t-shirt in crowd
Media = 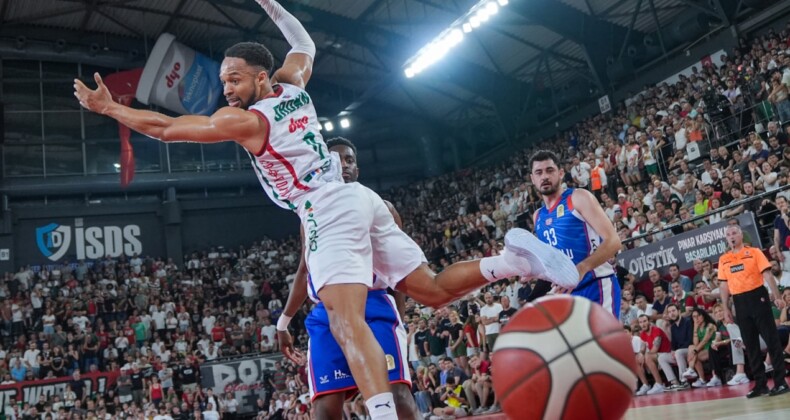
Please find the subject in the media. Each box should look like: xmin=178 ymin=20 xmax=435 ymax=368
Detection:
xmin=480 ymin=303 xmax=503 ymax=335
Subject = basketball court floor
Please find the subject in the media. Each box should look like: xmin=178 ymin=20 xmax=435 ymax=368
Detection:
xmin=471 ymin=381 xmax=790 ymax=419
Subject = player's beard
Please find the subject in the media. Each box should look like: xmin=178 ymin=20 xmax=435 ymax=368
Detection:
xmin=538 ymin=179 xmax=560 ymax=196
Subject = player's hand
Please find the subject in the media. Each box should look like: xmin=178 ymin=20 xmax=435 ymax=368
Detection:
xmin=277 ymin=329 xmax=305 ymax=365
xmin=74 ymin=73 xmax=114 ymax=115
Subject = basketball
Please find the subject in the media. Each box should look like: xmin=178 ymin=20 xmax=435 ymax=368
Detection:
xmin=492 ymin=295 xmax=637 ymax=420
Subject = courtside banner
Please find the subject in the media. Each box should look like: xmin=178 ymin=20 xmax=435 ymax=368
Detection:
xmin=0 ymin=371 xmax=119 ymax=409
xmin=16 ymin=214 xmax=163 ymax=266
xmin=200 ymin=354 xmax=281 ymax=415
xmin=617 ymin=212 xmax=761 ymax=279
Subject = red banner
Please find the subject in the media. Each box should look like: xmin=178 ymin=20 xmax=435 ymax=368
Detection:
xmin=0 ymin=370 xmax=119 ymax=408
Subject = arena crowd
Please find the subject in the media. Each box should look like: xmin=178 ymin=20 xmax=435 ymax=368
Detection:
xmin=2 ymin=19 xmax=790 ymax=420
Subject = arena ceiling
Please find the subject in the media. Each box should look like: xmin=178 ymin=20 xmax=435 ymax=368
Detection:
xmin=0 ymin=0 xmax=771 ymax=140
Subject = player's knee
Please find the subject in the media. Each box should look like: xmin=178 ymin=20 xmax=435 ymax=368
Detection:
xmin=326 ymin=306 xmax=365 ymax=342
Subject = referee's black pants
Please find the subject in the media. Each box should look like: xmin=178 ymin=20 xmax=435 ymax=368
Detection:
xmin=733 ymin=286 xmax=788 ymax=389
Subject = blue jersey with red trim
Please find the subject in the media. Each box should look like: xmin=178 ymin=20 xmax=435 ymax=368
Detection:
xmin=534 ymin=188 xmax=614 ymax=289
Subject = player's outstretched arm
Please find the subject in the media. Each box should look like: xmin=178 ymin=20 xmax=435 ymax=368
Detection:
xmin=571 ymin=188 xmax=622 ymax=277
xmin=277 ymin=226 xmax=308 ymax=365
xmin=74 ymin=73 xmax=265 ymax=153
xmin=254 ymin=0 xmax=315 ymax=89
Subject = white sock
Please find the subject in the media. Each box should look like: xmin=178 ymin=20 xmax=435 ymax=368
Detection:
xmin=365 ymin=392 xmax=397 ymax=420
xmin=479 ymin=254 xmax=521 ymax=282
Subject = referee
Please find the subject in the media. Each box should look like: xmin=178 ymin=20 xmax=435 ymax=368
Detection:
xmin=719 ymin=223 xmax=788 ymax=398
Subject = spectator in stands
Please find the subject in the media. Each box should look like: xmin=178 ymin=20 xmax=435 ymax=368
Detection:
xmin=658 ymin=304 xmax=692 ymax=391
xmin=635 ymin=315 xmax=671 ymax=395
xmin=479 ymin=293 xmax=502 ymax=353
xmin=684 ymin=308 xmax=720 ymax=387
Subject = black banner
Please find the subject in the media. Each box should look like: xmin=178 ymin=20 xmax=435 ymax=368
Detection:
xmin=617 ymin=212 xmax=762 ymax=280
xmin=15 ymin=214 xmax=163 ymax=266
xmin=200 ymin=354 xmax=281 ymax=415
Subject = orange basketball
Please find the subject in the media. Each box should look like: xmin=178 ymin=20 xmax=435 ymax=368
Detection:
xmin=492 ymin=295 xmax=637 ymax=420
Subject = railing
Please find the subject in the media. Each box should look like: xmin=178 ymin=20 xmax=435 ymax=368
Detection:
xmin=622 ymin=183 xmax=790 ymax=249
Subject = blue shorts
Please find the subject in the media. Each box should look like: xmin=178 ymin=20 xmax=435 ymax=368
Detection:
xmin=572 ymin=275 xmax=621 ymax=317
xmin=305 ymin=289 xmax=411 ymax=400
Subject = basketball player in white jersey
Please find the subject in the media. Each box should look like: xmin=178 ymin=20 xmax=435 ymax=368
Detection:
xmin=74 ymin=2 xmax=579 ymax=418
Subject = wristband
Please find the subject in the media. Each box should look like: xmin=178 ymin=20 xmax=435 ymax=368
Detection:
xmin=276 ymin=315 xmax=292 ymax=331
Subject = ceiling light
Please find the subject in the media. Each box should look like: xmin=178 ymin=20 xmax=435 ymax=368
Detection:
xmin=340 ymin=118 xmax=350 ymax=129
xmin=403 ymin=0 xmax=502 ymax=77
xmin=324 ymin=121 xmax=334 ymax=132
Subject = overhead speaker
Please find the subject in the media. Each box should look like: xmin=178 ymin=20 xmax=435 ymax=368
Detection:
xmin=669 ymin=13 xmax=711 ymax=45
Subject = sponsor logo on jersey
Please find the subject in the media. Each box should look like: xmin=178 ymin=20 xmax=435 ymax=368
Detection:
xmin=557 ymin=204 xmax=565 ymax=218
xmin=305 ymin=201 xmax=319 ymax=252
xmin=36 ymin=219 xmax=143 ymax=262
xmin=319 ymin=375 xmax=329 ymax=385
xmin=333 ymin=369 xmax=350 ymax=380
xmin=545 ymin=218 xmax=552 ymax=226
xmin=262 ymin=160 xmax=290 ymax=200
xmin=273 ymin=91 xmax=311 ymax=122
xmin=730 ymin=263 xmax=744 ymax=273
xmin=289 ymin=116 xmax=309 ymax=133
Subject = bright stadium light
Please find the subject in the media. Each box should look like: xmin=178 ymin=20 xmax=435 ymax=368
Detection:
xmin=403 ymin=0 xmax=508 ymax=77
xmin=323 ymin=121 xmax=334 ymax=132
xmin=340 ymin=118 xmax=350 ymax=129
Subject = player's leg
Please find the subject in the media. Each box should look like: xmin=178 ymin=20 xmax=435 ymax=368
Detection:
xmin=312 ymin=394 xmax=346 ymax=420
xmin=319 ymin=284 xmax=391 ymax=403
xmin=391 ymin=383 xmax=420 ymax=420
xmin=366 ymin=291 xmax=421 ymax=420
xmin=359 ymin=185 xmax=577 ymax=308
xmin=305 ymin=183 xmax=395 ymax=418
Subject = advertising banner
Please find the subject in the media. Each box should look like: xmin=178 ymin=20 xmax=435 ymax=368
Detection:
xmin=617 ymin=212 xmax=762 ymax=280
xmin=0 ymin=371 xmax=119 ymax=409
xmin=15 ymin=214 xmax=163 ymax=266
xmin=200 ymin=354 xmax=282 ymax=415
xmin=136 ymin=33 xmax=222 ymax=116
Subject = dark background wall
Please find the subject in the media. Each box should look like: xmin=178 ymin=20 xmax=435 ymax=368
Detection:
xmin=3 ymin=194 xmax=299 ymax=270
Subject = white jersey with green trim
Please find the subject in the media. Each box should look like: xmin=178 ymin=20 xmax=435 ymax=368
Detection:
xmin=246 ymin=83 xmax=342 ymax=211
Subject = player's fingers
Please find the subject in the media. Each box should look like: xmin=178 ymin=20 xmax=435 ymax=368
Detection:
xmin=94 ymin=72 xmax=105 ymax=86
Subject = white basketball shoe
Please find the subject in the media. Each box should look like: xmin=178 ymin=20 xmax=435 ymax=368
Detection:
xmin=503 ymin=228 xmax=579 ymax=289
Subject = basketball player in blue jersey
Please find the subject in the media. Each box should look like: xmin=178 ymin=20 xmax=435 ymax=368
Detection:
xmin=527 ymin=150 xmax=623 ymax=316
xmin=75 ymin=2 xmax=580 ymax=417
xmin=278 ymin=137 xmax=421 ymax=419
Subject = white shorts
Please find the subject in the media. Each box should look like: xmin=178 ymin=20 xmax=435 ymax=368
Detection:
xmin=298 ymin=182 xmax=427 ymax=302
